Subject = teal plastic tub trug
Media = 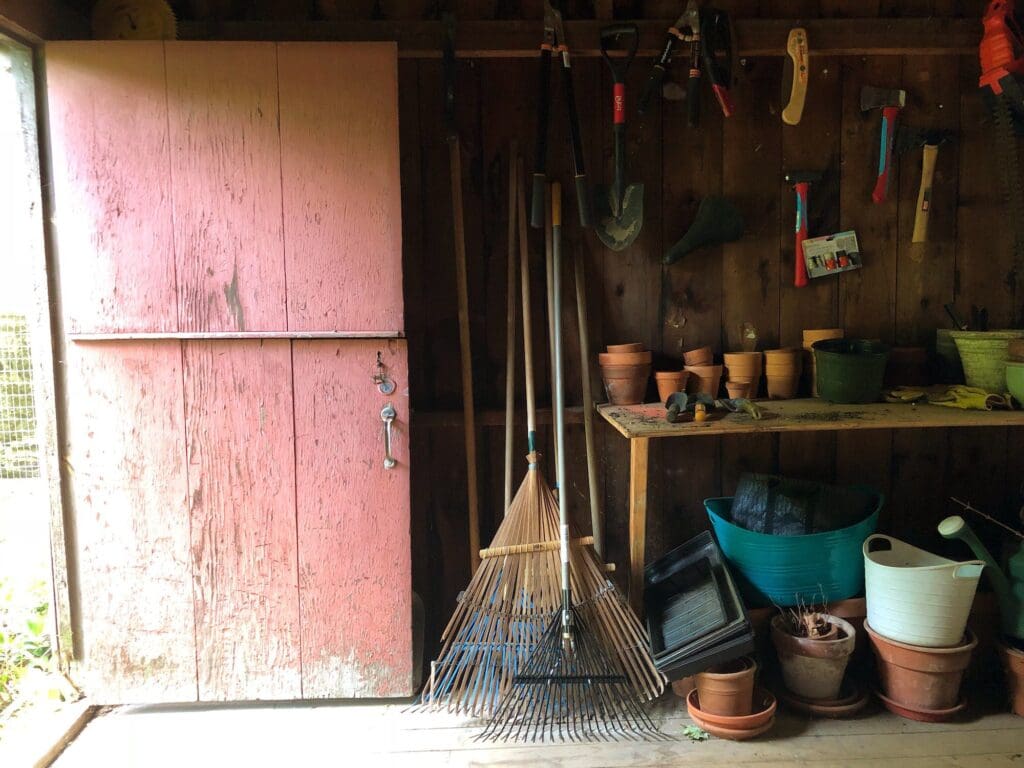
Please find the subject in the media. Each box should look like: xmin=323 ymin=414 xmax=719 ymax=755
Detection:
xmin=705 ymin=491 xmax=882 ymax=608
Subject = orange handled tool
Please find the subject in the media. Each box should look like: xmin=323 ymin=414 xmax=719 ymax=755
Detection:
xmin=785 ymin=171 xmax=822 ymax=288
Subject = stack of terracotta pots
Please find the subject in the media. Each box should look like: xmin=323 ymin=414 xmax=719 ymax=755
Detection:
xmin=764 ymin=348 xmax=802 ymax=399
xmin=599 ymin=343 xmax=651 ymax=405
xmin=803 ymin=328 xmax=844 ymax=396
xmin=686 ymin=656 xmax=776 ymax=740
xmin=723 ymin=352 xmax=762 ymax=399
xmin=683 ymin=346 xmax=723 ymax=397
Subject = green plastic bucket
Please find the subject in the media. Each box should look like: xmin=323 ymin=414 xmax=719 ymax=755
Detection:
xmin=812 ymin=339 xmax=890 ymax=404
xmin=951 ymin=330 xmax=1024 ymax=393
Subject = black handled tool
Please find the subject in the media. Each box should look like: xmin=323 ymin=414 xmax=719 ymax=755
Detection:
xmin=702 ymin=7 xmax=735 ymax=118
xmin=531 ymin=0 xmax=592 ymax=229
xmin=600 ymin=24 xmax=638 ymax=219
xmin=640 ymin=1 xmax=700 ymax=119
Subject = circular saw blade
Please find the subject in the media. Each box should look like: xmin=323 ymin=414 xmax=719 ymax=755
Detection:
xmin=92 ymin=0 xmax=177 ymax=40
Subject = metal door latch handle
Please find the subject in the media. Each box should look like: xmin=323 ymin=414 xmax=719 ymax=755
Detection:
xmin=381 ymin=404 xmax=397 ymax=469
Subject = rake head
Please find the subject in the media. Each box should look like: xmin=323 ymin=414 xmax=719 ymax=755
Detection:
xmin=478 ymin=606 xmax=664 ymax=743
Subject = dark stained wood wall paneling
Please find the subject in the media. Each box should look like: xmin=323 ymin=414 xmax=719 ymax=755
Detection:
xmin=171 ymin=1 xmax=1014 ymax=664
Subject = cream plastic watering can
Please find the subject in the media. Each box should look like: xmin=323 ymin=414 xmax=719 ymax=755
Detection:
xmin=863 ymin=534 xmax=985 ymax=647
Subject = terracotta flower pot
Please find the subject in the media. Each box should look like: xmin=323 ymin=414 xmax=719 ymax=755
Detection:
xmin=765 ymin=360 xmax=802 ymax=376
xmin=601 ymin=364 xmax=650 ymax=405
xmin=683 ymin=346 xmax=714 ymax=367
xmin=687 ymin=687 xmax=776 ymax=730
xmin=599 ymin=351 xmax=652 ymax=366
xmin=671 ymin=675 xmax=696 ymax=699
xmin=724 ymin=351 xmax=762 ymax=375
xmin=694 ymin=656 xmax=757 ymax=716
xmin=726 ymin=381 xmax=751 ymax=399
xmin=685 ymin=364 xmax=723 ymax=397
xmin=865 ymin=620 xmax=977 ymax=711
xmin=766 ymin=374 xmax=799 ymax=399
xmin=998 ymin=641 xmax=1024 ymax=717
xmin=655 ymin=370 xmax=689 ymax=402
xmin=772 ymin=614 xmax=856 ymax=701
xmin=1009 ymin=339 xmax=1024 ymax=363
xmin=764 ymin=347 xmax=802 ymax=363
xmin=803 ymin=328 xmax=845 ymax=349
xmin=607 ymin=342 xmax=644 ymax=354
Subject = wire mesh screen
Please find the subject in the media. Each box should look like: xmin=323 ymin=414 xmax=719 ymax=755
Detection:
xmin=0 ymin=313 xmax=39 ymax=478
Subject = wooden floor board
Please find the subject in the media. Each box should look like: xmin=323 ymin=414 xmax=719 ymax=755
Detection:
xmin=53 ymin=699 xmax=1024 ymax=768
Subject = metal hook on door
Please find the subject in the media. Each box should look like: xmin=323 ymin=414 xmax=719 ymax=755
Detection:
xmin=374 ymin=351 xmax=396 ymax=395
xmin=380 ymin=404 xmax=397 ymax=469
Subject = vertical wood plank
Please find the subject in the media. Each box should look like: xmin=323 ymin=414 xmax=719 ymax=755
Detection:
xmin=165 ymin=42 xmax=287 ymax=333
xmin=183 ymin=340 xmax=300 ymax=700
xmin=293 ymin=339 xmax=412 ymax=698
xmin=889 ymin=56 xmax=960 ymax=543
xmin=628 ymin=437 xmax=649 ymax=614
xmin=956 ymin=56 xmax=1019 ymax=328
xmin=45 ymin=42 xmax=178 ymax=334
xmin=278 ymin=42 xmax=403 ymax=333
xmin=65 ymin=341 xmax=196 ymax=702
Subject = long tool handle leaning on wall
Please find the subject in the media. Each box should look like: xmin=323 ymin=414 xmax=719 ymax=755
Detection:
xmin=551 ymin=181 xmax=572 ymax=630
xmin=517 ymin=156 xmax=538 ymax=453
xmin=545 ymin=183 xmax=558 ymax=475
xmin=504 ymin=143 xmax=519 ymax=513
xmin=575 ymin=248 xmax=604 ymax=558
xmin=448 ymin=134 xmax=480 ymax=571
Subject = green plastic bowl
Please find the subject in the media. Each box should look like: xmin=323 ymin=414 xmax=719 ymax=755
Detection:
xmin=1007 ymin=361 xmax=1024 ymax=404
xmin=812 ymin=339 xmax=890 ymax=404
xmin=705 ymin=490 xmax=882 ymax=607
xmin=951 ymin=330 xmax=1024 ymax=393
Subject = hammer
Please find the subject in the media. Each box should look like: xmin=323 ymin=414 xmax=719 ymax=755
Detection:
xmin=861 ymin=85 xmax=907 ymax=204
xmin=784 ymin=170 xmax=823 ymax=287
xmin=895 ymin=126 xmax=955 ymax=243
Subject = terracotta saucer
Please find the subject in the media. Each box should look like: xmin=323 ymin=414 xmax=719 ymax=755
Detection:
xmin=873 ymin=688 xmax=967 ymax=723
xmin=777 ymin=678 xmax=870 ymax=718
xmin=686 ymin=687 xmax=777 ymax=730
xmin=689 ymin=712 xmax=775 ymax=741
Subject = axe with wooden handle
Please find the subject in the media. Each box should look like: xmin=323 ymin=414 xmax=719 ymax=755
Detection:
xmin=895 ymin=126 xmax=955 ymax=243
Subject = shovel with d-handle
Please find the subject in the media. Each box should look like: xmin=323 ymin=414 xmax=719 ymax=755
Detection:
xmin=595 ymin=23 xmax=644 ymax=251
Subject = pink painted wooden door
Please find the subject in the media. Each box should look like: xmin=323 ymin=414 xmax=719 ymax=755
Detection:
xmin=46 ymin=41 xmax=411 ymax=702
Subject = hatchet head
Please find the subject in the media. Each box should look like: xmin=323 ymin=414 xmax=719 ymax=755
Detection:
xmin=894 ymin=126 xmax=955 ymax=154
xmin=860 ymin=85 xmax=906 ymax=111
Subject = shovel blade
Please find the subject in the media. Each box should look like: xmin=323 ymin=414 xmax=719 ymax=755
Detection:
xmin=595 ymin=183 xmax=644 ymax=251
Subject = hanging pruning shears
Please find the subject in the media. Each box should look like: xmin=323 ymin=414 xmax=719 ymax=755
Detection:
xmin=531 ymin=0 xmax=592 ymax=230
xmin=640 ymin=0 xmax=701 ymax=125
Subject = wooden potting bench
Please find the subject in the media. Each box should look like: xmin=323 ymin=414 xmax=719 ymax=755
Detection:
xmin=598 ymin=399 xmax=1024 ymax=613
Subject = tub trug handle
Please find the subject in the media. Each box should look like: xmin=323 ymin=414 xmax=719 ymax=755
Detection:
xmin=952 ymin=561 xmax=985 ymax=580
xmin=863 ymin=534 xmax=894 ymax=555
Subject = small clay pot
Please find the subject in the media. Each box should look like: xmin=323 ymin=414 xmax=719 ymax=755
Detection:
xmin=772 ymin=614 xmax=856 ymax=701
xmin=765 ymin=360 xmax=802 ymax=376
xmin=599 ymin=351 xmax=652 ymax=366
xmin=687 ymin=687 xmax=776 ymax=730
xmin=1009 ymin=340 xmax=1024 ymax=363
xmin=685 ymin=364 xmax=723 ymax=397
xmin=725 ymin=381 xmax=751 ymax=399
xmin=764 ymin=347 xmax=802 ymax=363
xmin=803 ymin=328 xmax=844 ymax=349
xmin=607 ymin=342 xmax=644 ymax=354
xmin=694 ymin=656 xmax=757 ymax=716
xmin=655 ymin=370 xmax=689 ymax=402
xmin=998 ymin=640 xmax=1024 ymax=717
xmin=601 ymin=364 xmax=650 ymax=405
xmin=766 ymin=374 xmax=799 ymax=399
xmin=865 ymin=620 xmax=977 ymax=711
xmin=724 ymin=351 xmax=762 ymax=374
xmin=683 ymin=346 xmax=714 ymax=367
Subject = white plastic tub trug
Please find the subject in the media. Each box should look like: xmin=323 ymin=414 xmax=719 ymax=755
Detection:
xmin=864 ymin=534 xmax=984 ymax=648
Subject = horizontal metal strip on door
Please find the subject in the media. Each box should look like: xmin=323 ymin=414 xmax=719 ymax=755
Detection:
xmin=69 ymin=331 xmax=406 ymax=341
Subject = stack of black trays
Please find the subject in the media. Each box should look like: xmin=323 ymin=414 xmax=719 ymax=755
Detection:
xmin=644 ymin=530 xmax=755 ymax=680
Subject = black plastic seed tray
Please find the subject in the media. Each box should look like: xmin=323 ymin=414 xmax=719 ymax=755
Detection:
xmin=644 ymin=530 xmax=753 ymax=676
